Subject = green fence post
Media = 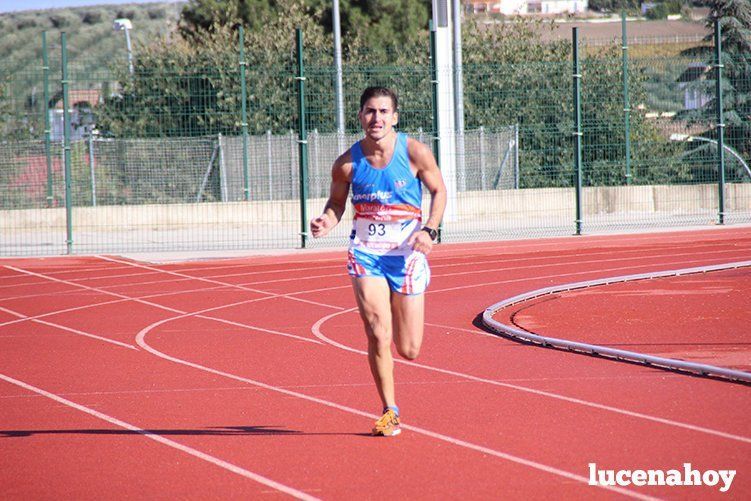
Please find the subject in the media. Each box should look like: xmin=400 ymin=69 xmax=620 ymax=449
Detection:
xmin=429 ymin=20 xmax=442 ymax=243
xmin=621 ymin=10 xmax=632 ymax=185
xmin=572 ymin=27 xmax=583 ymax=236
xmin=42 ymin=32 xmax=53 ymax=207
xmin=88 ymin=133 xmax=96 ymax=206
xmin=239 ymin=26 xmax=250 ymax=201
xmin=295 ymin=28 xmax=309 ymax=248
xmin=61 ymin=32 xmax=73 ymax=254
xmin=713 ymin=18 xmax=726 ymax=225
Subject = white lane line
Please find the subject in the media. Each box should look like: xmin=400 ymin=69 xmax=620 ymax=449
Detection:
xmin=4 ymin=265 xmax=184 ymax=315
xmin=0 ymin=285 xmax=230 ymax=328
xmin=0 ymin=372 xmax=319 ymax=501
xmin=312 ymin=308 xmax=751 ymax=445
xmin=4 ymin=244 xmax=745 ymax=305
xmin=0 ymin=306 xmax=137 ymax=350
xmin=79 ymin=245 xmax=750 ymax=291
xmin=97 ymin=256 xmax=338 ymax=311
xmin=1 ymin=228 xmax=747 ymax=285
xmin=7 ymin=259 xmax=749 ymax=444
xmin=428 ymin=256 xmax=747 ymax=294
xmin=134 ymin=322 xmax=655 ymax=501
xmin=432 ymin=248 xmax=751 ymax=279
xmin=3 ymin=265 xmax=322 ymax=345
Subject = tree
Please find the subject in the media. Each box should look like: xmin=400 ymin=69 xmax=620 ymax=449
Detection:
xmin=0 ymin=74 xmax=28 ymax=141
xmin=679 ymin=0 xmax=751 ymax=179
xmin=98 ymin=11 xmax=672 ymax=189
xmin=308 ymin=0 xmax=430 ymax=46
xmin=461 ymin=19 xmax=671 ymax=188
xmin=179 ymin=0 xmax=281 ymax=39
xmin=710 ymin=0 xmax=751 ymax=164
xmin=99 ymin=0 xmax=333 ymax=138
xmin=587 ymin=0 xmax=639 ymax=13
xmin=179 ymin=0 xmax=431 ymax=47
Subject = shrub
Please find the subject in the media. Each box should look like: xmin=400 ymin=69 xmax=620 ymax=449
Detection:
xmin=49 ymin=13 xmax=73 ymax=28
xmin=81 ymin=10 xmax=103 ymax=24
xmin=147 ymin=8 xmax=166 ymax=20
xmin=116 ymin=9 xmax=137 ymax=20
xmin=645 ymin=3 xmax=669 ymax=19
xmin=16 ymin=18 xmax=37 ymax=30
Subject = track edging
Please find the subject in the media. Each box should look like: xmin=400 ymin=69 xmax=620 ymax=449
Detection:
xmin=482 ymin=260 xmax=751 ymax=383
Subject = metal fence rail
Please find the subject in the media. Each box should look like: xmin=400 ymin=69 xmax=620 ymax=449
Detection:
xmin=1 ymin=19 xmax=749 ymax=256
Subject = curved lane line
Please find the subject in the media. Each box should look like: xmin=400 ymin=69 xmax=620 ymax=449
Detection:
xmin=5 ymin=258 xmax=749 ymax=444
xmin=312 ymin=309 xmax=751 ymax=445
xmin=4 ymin=265 xmax=323 ymax=346
xmin=0 ymin=372 xmax=319 ymax=500
xmin=135 ymin=317 xmax=656 ymax=500
xmin=97 ymin=256 xmax=337 ymax=311
xmin=72 ymin=256 xmax=751 ymax=443
xmin=482 ymin=261 xmax=751 ymax=383
xmin=4 ymin=250 xmax=747 ymax=331
xmin=0 ymin=305 xmax=137 ymax=350
xmin=86 ymin=244 xmax=749 ymax=292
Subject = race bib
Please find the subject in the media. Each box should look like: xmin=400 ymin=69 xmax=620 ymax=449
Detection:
xmin=353 ymin=218 xmax=415 ymax=253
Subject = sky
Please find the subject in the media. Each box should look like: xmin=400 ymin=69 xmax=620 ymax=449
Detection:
xmin=0 ymin=0 xmax=184 ymax=14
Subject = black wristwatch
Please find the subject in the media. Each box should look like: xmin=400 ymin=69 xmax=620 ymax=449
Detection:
xmin=421 ymin=226 xmax=438 ymax=241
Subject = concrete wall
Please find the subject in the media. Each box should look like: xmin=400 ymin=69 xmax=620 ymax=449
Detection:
xmin=3 ymin=183 xmax=750 ymax=233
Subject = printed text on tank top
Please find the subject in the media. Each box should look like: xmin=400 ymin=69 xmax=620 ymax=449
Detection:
xmin=349 ymin=133 xmax=423 ymax=256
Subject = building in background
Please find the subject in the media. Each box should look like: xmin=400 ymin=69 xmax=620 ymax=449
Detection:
xmin=467 ymin=0 xmax=588 ymax=15
xmin=50 ymin=88 xmax=101 ymax=141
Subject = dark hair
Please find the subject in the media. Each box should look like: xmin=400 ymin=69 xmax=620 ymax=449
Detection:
xmin=359 ymin=87 xmax=398 ymax=112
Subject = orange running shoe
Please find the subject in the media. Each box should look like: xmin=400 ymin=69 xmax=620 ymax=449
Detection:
xmin=372 ymin=409 xmax=401 ymax=437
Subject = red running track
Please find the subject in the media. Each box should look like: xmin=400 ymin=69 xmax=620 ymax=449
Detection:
xmin=1 ymin=227 xmax=750 ymax=499
xmin=495 ymin=267 xmax=751 ymax=373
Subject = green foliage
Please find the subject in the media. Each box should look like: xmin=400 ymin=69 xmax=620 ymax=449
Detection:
xmin=147 ymin=7 xmax=167 ymax=20
xmin=2 ymin=0 xmax=741 ymax=199
xmin=678 ymin=0 xmax=751 ymax=162
xmin=644 ymin=0 xmax=685 ymax=19
xmin=16 ymin=18 xmax=38 ymax=30
xmin=100 ymin=0 xmax=330 ymax=138
xmin=49 ymin=13 xmax=76 ymax=28
xmin=178 ymin=0 xmax=431 ymax=47
xmin=81 ymin=11 xmax=103 ymax=25
xmin=116 ymin=9 xmax=138 ymax=21
xmin=97 ymin=12 xmax=686 ymax=188
xmin=587 ymin=0 xmax=639 ymax=13
xmin=461 ymin=20 xmax=571 ymax=187
xmin=310 ymin=0 xmax=431 ymax=46
xmin=0 ymin=3 xmax=181 ymax=142
xmin=646 ymin=3 xmax=670 ymax=19
xmin=179 ymin=0 xmax=282 ymax=39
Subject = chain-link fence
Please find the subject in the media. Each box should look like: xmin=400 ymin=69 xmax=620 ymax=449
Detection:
xmin=1 ymin=21 xmax=749 ymax=256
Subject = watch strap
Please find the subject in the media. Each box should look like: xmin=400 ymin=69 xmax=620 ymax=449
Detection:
xmin=421 ymin=226 xmax=438 ymax=241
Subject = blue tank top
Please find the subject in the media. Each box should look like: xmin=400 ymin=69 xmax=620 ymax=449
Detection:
xmin=349 ymin=132 xmax=423 ymax=255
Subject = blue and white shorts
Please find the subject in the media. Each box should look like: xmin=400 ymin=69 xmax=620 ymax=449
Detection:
xmin=347 ymin=247 xmax=431 ymax=295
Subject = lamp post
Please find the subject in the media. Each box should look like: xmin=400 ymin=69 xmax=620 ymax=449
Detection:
xmin=669 ymin=133 xmax=751 ymax=180
xmin=113 ymin=18 xmax=133 ymax=75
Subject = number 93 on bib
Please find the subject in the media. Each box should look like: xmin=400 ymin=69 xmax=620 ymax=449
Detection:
xmin=351 ymin=218 xmax=419 ymax=254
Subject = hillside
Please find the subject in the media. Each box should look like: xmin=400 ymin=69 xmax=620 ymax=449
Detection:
xmin=1 ymin=2 xmax=183 ymax=139
xmin=1 ymin=2 xmax=182 ymax=73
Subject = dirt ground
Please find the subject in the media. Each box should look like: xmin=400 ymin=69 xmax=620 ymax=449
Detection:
xmin=480 ymin=17 xmax=710 ymax=45
xmin=543 ymin=18 xmax=708 ymax=43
